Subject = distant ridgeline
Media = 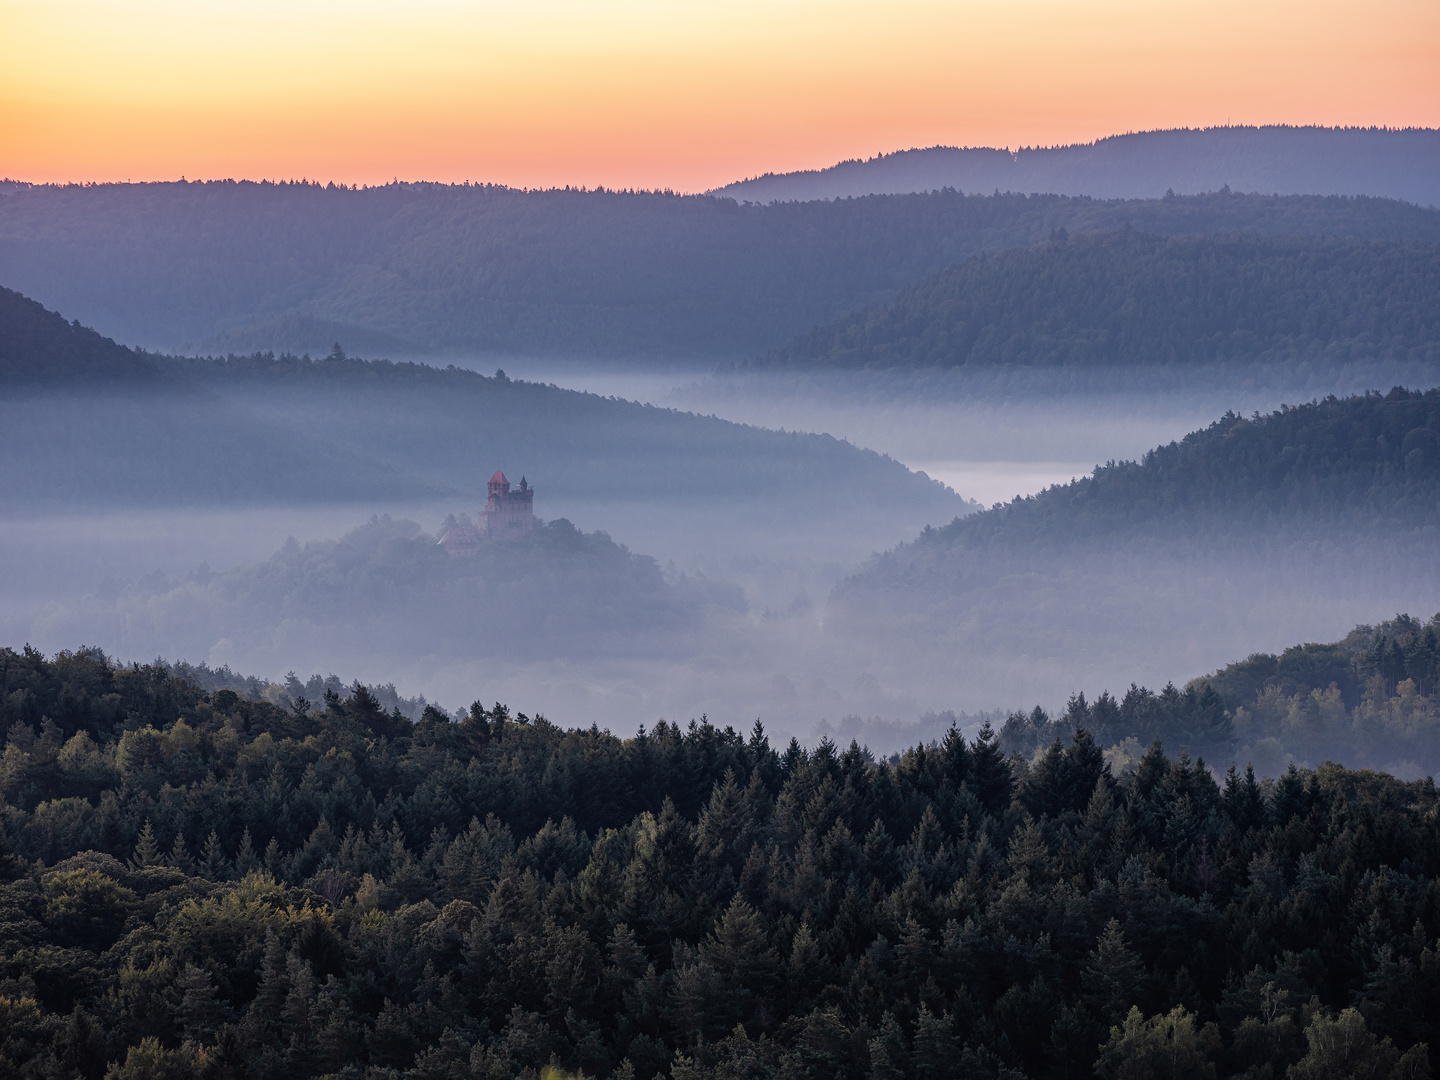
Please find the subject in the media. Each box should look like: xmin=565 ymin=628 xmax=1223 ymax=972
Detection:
xmin=761 ymin=231 xmax=1440 ymax=370
xmin=3 ymin=181 xmax=1440 ymax=358
xmin=715 ymin=126 xmax=1440 ymax=206
xmin=6 ymin=640 xmax=1440 ymax=1078
xmin=999 ymin=613 xmax=1440 ymax=777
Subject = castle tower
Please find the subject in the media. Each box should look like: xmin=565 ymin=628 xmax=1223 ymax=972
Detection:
xmin=480 ymin=470 xmax=536 ymax=539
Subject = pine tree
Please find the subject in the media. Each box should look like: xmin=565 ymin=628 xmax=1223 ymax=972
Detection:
xmin=132 ymin=819 xmax=161 ymax=868
xmin=168 ymin=830 xmax=194 ymax=875
xmin=200 ymin=830 xmax=229 ymax=880
xmin=174 ymin=963 xmax=221 ymax=1041
xmin=234 ymin=827 xmax=259 ymax=876
xmin=969 ymin=721 xmax=1013 ymax=814
xmin=1083 ymin=918 xmax=1145 ymax=1025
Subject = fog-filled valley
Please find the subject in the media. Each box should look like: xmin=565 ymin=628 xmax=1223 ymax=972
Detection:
xmin=10 ymin=124 xmax=1440 ymax=1080
xmin=2 ymin=171 xmax=1440 ymax=748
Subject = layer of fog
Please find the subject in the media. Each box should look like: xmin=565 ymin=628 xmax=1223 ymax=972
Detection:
xmin=5 ymin=358 xmax=1437 ymax=756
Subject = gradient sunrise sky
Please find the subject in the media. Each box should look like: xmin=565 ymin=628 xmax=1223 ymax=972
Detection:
xmin=2 ymin=0 xmax=1437 ymax=192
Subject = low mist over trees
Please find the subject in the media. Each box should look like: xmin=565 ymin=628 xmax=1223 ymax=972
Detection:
xmin=1000 ymin=613 xmax=1440 ymax=776
xmin=0 ymin=293 xmax=960 ymax=520
xmin=38 ymin=515 xmax=745 ymax=670
xmin=3 ymin=182 xmax=1439 ymax=357
xmin=4 ymin=643 xmax=1440 ymax=1078
xmin=762 ymin=232 xmax=1440 ymax=371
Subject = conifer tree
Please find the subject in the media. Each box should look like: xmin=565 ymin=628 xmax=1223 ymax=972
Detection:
xmin=132 ymin=819 xmax=160 ymax=868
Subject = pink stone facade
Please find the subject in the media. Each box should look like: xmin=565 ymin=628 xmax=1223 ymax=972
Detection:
xmin=480 ymin=471 xmax=535 ymax=540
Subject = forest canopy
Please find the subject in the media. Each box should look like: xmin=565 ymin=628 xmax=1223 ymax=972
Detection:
xmin=761 ymin=232 xmax=1440 ymax=371
xmin=4 ymin=182 xmax=1440 ymax=357
xmin=3 ymin=642 xmax=1440 ymax=1079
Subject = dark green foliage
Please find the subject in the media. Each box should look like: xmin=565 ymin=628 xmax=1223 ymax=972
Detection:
xmin=764 ymin=232 xmax=1440 ymax=370
xmin=4 ymin=645 xmax=1440 ymax=1078
xmin=4 ymin=182 xmax=1439 ymax=358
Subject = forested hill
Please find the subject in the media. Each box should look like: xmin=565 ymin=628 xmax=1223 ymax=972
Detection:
xmin=761 ymin=232 xmax=1440 ymax=370
xmin=997 ymin=613 xmax=1440 ymax=779
xmin=857 ymin=389 xmax=1440 ymax=555
xmin=0 ymin=298 xmax=961 ymax=517
xmin=3 ymin=182 xmax=1440 ymax=358
xmin=6 ymin=644 xmax=1440 ymax=1079
xmin=41 ymin=515 xmax=749 ymax=670
xmin=0 ymin=285 xmax=157 ymax=385
xmin=716 ymin=125 xmax=1440 ymax=206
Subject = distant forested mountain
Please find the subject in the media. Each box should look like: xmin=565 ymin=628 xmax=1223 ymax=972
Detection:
xmin=717 ymin=126 xmax=1440 ymax=206
xmin=763 ymin=232 xmax=1440 ymax=371
xmin=0 ymin=284 xmax=156 ymax=386
xmin=6 ymin=640 xmax=1440 ymax=1079
xmin=2 ymin=181 xmax=1439 ymax=358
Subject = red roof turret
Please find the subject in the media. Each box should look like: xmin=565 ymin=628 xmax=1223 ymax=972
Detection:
xmin=490 ymin=470 xmax=507 ymax=484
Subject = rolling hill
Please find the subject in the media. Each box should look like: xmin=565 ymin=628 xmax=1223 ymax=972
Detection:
xmin=3 ymin=181 xmax=1439 ymax=359
xmin=826 ymin=388 xmax=1440 ymax=712
xmin=0 ymin=291 xmax=961 ymax=523
xmin=760 ymin=231 xmax=1440 ymax=371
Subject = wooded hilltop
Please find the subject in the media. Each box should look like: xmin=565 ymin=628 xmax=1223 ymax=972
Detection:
xmin=3 ymin=641 xmax=1440 ymax=1079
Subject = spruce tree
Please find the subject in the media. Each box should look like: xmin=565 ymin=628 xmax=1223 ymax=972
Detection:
xmin=132 ymin=819 xmax=160 ymax=868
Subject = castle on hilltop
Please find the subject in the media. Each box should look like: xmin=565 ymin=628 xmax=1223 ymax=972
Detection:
xmin=439 ymin=470 xmax=536 ymax=555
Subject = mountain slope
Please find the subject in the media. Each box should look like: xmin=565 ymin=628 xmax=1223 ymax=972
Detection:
xmin=716 ymin=125 xmax=1440 ymax=206
xmin=0 ymin=284 xmax=157 ymax=385
xmin=762 ymin=231 xmax=1440 ymax=370
xmin=825 ymin=389 xmax=1440 ymax=710
xmin=3 ymin=182 xmax=1439 ymax=358
xmin=845 ymin=388 xmax=1440 ymax=564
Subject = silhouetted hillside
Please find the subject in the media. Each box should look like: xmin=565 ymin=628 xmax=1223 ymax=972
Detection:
xmin=3 ymin=181 xmax=1439 ymax=357
xmin=763 ymin=232 xmax=1440 ymax=371
xmin=0 ymin=285 xmax=156 ymax=385
xmin=0 ymin=297 xmax=961 ymax=520
xmin=717 ymin=125 xmax=1440 ymax=206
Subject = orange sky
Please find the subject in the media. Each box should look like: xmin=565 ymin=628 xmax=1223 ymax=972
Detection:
xmin=2 ymin=0 xmax=1437 ymax=192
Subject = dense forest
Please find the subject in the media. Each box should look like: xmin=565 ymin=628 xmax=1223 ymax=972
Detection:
xmin=716 ymin=125 xmax=1440 ymax=207
xmin=998 ymin=613 xmax=1440 ymax=777
xmin=3 ymin=182 xmax=1439 ymax=358
xmin=761 ymin=232 xmax=1440 ymax=370
xmin=4 ymin=643 xmax=1440 ymax=1079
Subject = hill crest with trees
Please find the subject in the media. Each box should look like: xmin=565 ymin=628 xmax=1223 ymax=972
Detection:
xmin=3 ymin=642 xmax=1440 ymax=1079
